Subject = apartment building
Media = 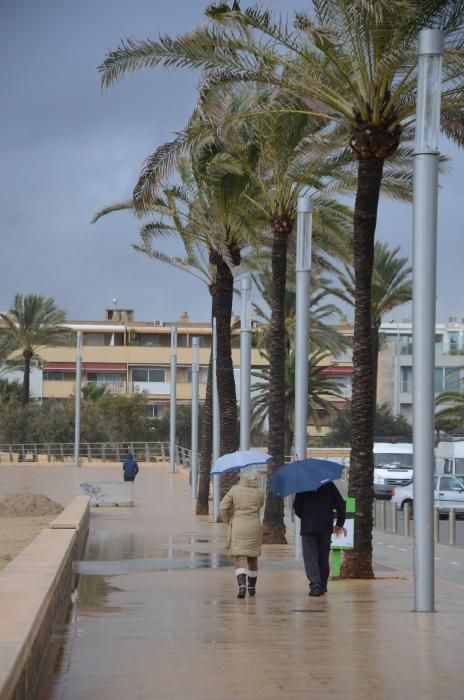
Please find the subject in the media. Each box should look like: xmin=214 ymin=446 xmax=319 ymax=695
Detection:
xmin=36 ymin=308 xmax=269 ymax=416
xmin=377 ymin=317 xmax=464 ymax=423
xmin=1 ymin=307 xmax=354 ymax=426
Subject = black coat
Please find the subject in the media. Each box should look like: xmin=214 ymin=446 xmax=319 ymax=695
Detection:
xmin=293 ymin=482 xmax=346 ymax=535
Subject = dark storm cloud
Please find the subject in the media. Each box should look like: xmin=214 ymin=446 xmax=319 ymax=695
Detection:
xmin=0 ymin=0 xmax=463 ymax=323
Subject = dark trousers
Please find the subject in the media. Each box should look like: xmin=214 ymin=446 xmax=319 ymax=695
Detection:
xmin=301 ymin=531 xmax=332 ymax=590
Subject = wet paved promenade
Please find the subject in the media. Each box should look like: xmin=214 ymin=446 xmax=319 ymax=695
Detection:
xmin=2 ymin=463 xmax=463 ymax=699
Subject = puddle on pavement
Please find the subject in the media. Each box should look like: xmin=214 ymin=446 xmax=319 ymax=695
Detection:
xmin=85 ymin=530 xmax=224 ymax=561
xmin=74 ymin=552 xmax=233 ymax=576
xmin=77 ymin=573 xmax=121 ymax=609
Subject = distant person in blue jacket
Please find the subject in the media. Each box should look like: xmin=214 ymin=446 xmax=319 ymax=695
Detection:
xmin=123 ymin=452 xmax=139 ymax=482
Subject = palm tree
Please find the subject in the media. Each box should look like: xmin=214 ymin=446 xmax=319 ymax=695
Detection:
xmin=435 ymin=390 xmax=464 ymax=424
xmin=93 ymin=151 xmax=262 ymax=502
xmin=97 ymin=0 xmax=459 ymax=571
xmin=231 ymin=104 xmax=352 ymax=542
xmin=124 ymin=92 xmax=354 ymax=541
xmin=252 ymin=349 xmax=346 ymax=456
xmin=94 ymin=190 xmax=216 ymax=513
xmin=0 ymin=294 xmax=69 ymax=405
xmin=334 ymin=242 xmax=412 ymax=403
xmin=0 ymin=378 xmax=23 ymax=403
xmin=251 ymin=265 xmax=350 ymax=454
xmin=82 ymin=382 xmax=108 ymax=401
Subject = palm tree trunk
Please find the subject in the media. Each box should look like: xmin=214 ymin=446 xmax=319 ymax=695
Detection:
xmin=284 ymin=393 xmax=294 ymax=457
xmin=341 ymin=158 xmax=384 ymax=580
xmin=372 ymin=324 xmax=380 ymax=410
xmin=22 ymin=350 xmax=31 ymax=406
xmin=196 ymin=354 xmax=213 ymax=515
xmin=212 ymin=255 xmax=239 ymax=497
xmin=263 ymin=231 xmax=289 ymax=544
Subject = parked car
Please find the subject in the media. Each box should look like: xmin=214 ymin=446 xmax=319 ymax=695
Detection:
xmin=392 ymin=474 xmax=464 ymax=516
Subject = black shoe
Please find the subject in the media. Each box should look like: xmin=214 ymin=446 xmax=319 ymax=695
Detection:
xmin=309 ymin=586 xmax=322 ymax=597
xmin=237 ymin=573 xmax=247 ymax=599
xmin=321 ymin=585 xmax=327 ymax=595
xmin=247 ymin=575 xmax=257 ymax=597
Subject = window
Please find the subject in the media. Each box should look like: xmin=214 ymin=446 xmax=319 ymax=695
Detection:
xmin=132 ymin=368 xmax=165 ymax=382
xmin=178 ymin=334 xmax=188 ymax=348
xmin=440 ymin=476 xmax=463 ymax=492
xmin=455 ymin=459 xmax=464 ymax=473
xmin=145 ymin=404 xmax=165 ymax=418
xmin=449 ymin=331 xmax=460 ymax=354
xmin=197 ymin=335 xmax=210 ymax=348
xmin=43 ymin=371 xmax=65 ymax=381
xmin=435 ymin=334 xmax=444 ymax=353
xmin=401 ymin=367 xmax=411 ymax=393
xmin=330 ymin=375 xmax=352 ymax=397
xmin=334 ymin=348 xmax=353 ymax=362
xmin=435 ymin=368 xmax=444 ymax=394
xmin=445 ymin=368 xmax=460 ymax=391
xmin=374 ymin=453 xmax=413 ymax=468
xmin=139 ymin=334 xmax=160 ymax=347
xmin=84 ymin=333 xmax=113 ymax=346
xmin=399 ymin=336 xmax=412 ymax=355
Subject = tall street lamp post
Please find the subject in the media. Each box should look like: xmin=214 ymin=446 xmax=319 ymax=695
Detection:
xmin=190 ymin=337 xmax=200 ymax=499
xmin=240 ymin=274 xmax=252 ymax=452
xmin=169 ymin=327 xmax=177 ymax=474
xmin=413 ymin=28 xmax=444 ymax=612
xmin=393 ymin=321 xmax=401 ymax=416
xmin=212 ymin=318 xmax=220 ymax=521
xmin=74 ymin=330 xmax=83 ymax=469
xmin=294 ymin=194 xmax=313 ymax=557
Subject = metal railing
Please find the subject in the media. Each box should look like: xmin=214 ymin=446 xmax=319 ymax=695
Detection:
xmin=373 ymin=499 xmax=459 ymax=546
xmin=0 ymin=441 xmax=193 ymax=468
xmin=82 ymin=381 xmax=126 ymax=395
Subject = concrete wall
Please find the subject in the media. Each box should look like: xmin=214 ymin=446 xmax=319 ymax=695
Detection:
xmin=0 ymin=496 xmax=90 ymax=700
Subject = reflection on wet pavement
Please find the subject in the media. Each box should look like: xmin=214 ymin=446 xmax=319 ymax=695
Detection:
xmin=75 ymin=553 xmax=233 ymax=576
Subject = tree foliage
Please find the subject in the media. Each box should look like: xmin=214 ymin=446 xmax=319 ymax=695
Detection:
xmin=0 ymin=294 xmax=70 ymax=405
xmin=321 ymin=403 xmax=412 ymax=446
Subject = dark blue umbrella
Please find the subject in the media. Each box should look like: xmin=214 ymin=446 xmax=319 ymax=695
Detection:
xmin=271 ymin=457 xmax=345 ymax=497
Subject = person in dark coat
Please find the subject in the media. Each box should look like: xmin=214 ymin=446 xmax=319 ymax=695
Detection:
xmin=123 ymin=452 xmax=139 ymax=482
xmin=294 ymin=482 xmax=346 ymax=597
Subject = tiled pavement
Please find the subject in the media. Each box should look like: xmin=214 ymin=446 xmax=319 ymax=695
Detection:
xmin=3 ymin=463 xmax=463 ymax=700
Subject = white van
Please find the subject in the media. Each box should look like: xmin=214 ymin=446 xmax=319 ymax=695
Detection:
xmin=436 ymin=441 xmax=464 ymax=475
xmin=373 ymin=442 xmax=413 ymax=498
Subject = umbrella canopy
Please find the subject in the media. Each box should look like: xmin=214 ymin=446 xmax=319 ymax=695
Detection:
xmin=211 ymin=449 xmax=271 ymax=475
xmin=271 ymin=457 xmax=345 ymax=498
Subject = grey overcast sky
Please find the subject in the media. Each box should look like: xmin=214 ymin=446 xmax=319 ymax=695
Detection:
xmin=1 ymin=0 xmax=463 ymax=324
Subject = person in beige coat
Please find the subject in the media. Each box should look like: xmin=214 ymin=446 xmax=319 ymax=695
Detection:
xmin=219 ymin=468 xmax=265 ymax=598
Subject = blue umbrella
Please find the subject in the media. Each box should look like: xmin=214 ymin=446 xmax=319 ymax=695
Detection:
xmin=211 ymin=449 xmax=272 ymax=475
xmin=271 ymin=457 xmax=345 ymax=497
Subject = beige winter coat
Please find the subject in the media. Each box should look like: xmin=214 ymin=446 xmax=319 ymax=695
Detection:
xmin=219 ymin=480 xmax=265 ymax=557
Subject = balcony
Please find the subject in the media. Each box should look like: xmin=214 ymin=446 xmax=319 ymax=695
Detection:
xmin=83 ymin=381 xmax=126 ymax=395
xmin=132 ymin=381 xmax=170 ymax=396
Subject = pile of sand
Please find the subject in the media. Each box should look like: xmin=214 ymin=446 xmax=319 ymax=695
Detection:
xmin=0 ymin=493 xmax=64 ymax=518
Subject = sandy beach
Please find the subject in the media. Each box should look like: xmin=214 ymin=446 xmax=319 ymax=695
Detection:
xmin=0 ymin=516 xmax=55 ymax=571
xmin=0 ymin=493 xmax=64 ymax=571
